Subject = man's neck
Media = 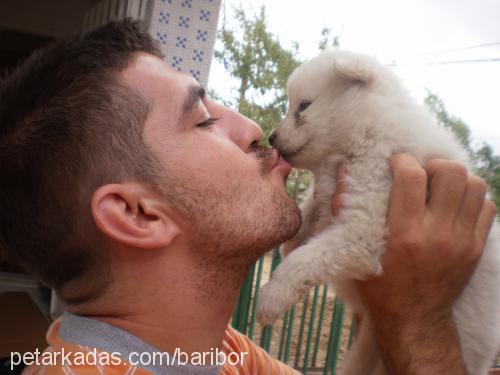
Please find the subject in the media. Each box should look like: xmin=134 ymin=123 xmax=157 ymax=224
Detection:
xmin=94 ymin=287 xmax=239 ymax=354
xmin=67 ymin=248 xmax=246 ymax=355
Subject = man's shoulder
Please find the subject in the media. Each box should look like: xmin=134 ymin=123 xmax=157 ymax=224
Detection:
xmin=21 ymin=345 xmax=151 ymax=375
xmin=23 ymin=317 xmax=298 ymax=375
xmin=221 ymin=325 xmax=300 ymax=375
xmin=21 ymin=317 xmax=150 ymax=375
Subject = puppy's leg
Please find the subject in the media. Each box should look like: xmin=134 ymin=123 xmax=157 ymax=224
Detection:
xmin=257 ymin=156 xmax=391 ymax=324
xmin=256 ymin=211 xmax=385 ymax=325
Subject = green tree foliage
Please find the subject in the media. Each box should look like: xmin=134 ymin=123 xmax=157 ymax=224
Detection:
xmin=214 ymin=6 xmax=300 ymax=141
xmin=318 ymin=27 xmax=340 ymax=50
xmin=424 ymin=91 xmax=472 ymax=151
xmin=475 ymin=144 xmax=500 ymax=209
xmin=425 ymin=91 xmax=500 ymax=209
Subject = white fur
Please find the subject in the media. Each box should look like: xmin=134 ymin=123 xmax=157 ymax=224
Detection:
xmin=256 ymin=49 xmax=500 ymax=375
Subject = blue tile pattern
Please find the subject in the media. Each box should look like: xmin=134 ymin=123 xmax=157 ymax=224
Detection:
xmin=189 ymin=69 xmax=201 ymax=80
xmin=178 ymin=15 xmax=190 ymax=28
xmin=149 ymin=0 xmax=221 ymax=85
xmin=172 ymin=56 xmax=183 ymax=71
xmin=176 ymin=36 xmax=188 ymax=48
xmin=192 ymin=49 xmax=204 ymax=62
xmin=159 ymin=11 xmax=169 ymax=24
xmin=156 ymin=32 xmax=167 ymax=44
xmin=196 ymin=29 xmax=208 ymax=42
xmin=199 ymin=9 xmax=211 ymax=22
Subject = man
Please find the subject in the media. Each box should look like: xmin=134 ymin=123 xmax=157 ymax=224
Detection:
xmin=0 ymin=19 xmax=496 ymax=375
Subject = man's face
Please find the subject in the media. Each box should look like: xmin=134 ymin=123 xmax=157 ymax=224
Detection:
xmin=122 ymin=53 xmax=300 ymax=270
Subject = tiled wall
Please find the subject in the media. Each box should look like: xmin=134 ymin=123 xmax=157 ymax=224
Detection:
xmin=148 ymin=0 xmax=221 ymax=86
xmin=82 ymin=0 xmax=221 ymax=87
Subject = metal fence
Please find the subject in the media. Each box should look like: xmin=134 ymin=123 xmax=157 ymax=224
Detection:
xmin=231 ymin=247 xmax=356 ymax=374
xmin=232 ymin=248 xmax=500 ymax=374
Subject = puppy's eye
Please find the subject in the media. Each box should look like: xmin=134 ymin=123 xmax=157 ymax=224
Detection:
xmin=298 ymin=101 xmax=311 ymax=112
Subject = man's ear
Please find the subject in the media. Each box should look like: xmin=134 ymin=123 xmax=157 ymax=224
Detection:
xmin=90 ymin=183 xmax=180 ymax=249
xmin=333 ymin=53 xmax=377 ymax=85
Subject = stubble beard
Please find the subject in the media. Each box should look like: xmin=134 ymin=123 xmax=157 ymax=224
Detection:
xmin=159 ymin=145 xmax=301 ymax=299
xmin=189 ymin=185 xmax=300 ymax=298
xmin=165 ymin=176 xmax=300 ymax=299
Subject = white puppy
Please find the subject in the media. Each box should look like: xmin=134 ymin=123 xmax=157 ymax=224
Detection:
xmin=256 ymin=48 xmax=500 ymax=375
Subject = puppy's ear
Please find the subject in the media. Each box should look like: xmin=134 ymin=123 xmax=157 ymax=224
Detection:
xmin=334 ymin=54 xmax=377 ymax=85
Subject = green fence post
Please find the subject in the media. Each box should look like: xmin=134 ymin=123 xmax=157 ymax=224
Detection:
xmin=347 ymin=315 xmax=356 ymax=350
xmin=302 ymin=285 xmax=320 ymax=374
xmin=294 ymin=290 xmax=311 ymax=368
xmin=259 ymin=247 xmax=282 ymax=352
xmin=278 ymin=310 xmax=290 ymax=361
xmin=323 ymin=297 xmax=345 ymax=375
xmin=232 ymin=264 xmax=255 ymax=333
xmin=241 ymin=265 xmax=256 ymax=334
xmin=312 ymin=284 xmax=328 ymax=367
xmin=283 ymin=305 xmax=296 ymax=364
xmin=259 ymin=324 xmax=273 ymax=352
xmin=248 ymin=255 xmax=265 ymax=340
xmin=231 ymin=286 xmax=242 ymax=329
xmin=235 ymin=246 xmax=361 ymax=372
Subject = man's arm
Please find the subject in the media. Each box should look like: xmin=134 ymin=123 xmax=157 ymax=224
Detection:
xmin=352 ymin=154 xmax=496 ymax=374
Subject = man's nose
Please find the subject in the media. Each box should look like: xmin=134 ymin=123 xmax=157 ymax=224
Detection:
xmin=268 ymin=130 xmax=277 ymax=147
xmin=210 ymin=102 xmax=263 ymax=150
xmin=225 ymin=108 xmax=263 ymax=151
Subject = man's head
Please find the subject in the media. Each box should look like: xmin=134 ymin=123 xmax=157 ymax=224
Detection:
xmin=0 ymin=19 xmax=300 ymax=305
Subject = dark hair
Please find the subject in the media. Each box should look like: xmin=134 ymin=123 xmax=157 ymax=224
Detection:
xmin=0 ymin=19 xmax=164 ymax=302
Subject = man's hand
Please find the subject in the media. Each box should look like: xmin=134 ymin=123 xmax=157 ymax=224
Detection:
xmin=355 ymin=154 xmax=496 ymax=374
xmin=331 ymin=163 xmax=349 ymax=217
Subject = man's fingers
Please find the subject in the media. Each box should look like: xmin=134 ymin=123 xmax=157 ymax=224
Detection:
xmin=425 ymin=159 xmax=468 ymax=221
xmin=331 ymin=163 xmax=349 ymax=217
xmin=475 ymin=200 xmax=497 ymax=253
xmin=388 ymin=154 xmax=427 ymax=223
xmin=457 ymin=176 xmax=488 ymax=232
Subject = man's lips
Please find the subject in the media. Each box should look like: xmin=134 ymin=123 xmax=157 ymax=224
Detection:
xmin=272 ymin=149 xmax=292 ymax=173
xmin=255 ymin=146 xmax=292 ymax=175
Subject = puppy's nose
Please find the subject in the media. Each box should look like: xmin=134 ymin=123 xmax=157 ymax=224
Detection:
xmin=268 ymin=130 xmax=277 ymax=147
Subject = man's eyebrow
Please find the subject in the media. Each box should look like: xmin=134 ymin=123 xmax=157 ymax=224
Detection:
xmin=182 ymin=85 xmax=206 ymax=116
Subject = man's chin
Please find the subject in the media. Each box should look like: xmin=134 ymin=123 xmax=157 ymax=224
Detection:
xmin=240 ymin=194 xmax=301 ymax=261
xmin=269 ymin=195 xmax=302 ymax=248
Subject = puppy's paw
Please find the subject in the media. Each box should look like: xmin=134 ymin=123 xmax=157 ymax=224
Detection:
xmin=256 ymin=281 xmax=298 ymax=326
xmin=360 ymin=258 xmax=383 ymax=278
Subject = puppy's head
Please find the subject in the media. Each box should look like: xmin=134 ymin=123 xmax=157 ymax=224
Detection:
xmin=271 ymin=49 xmax=389 ymax=169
